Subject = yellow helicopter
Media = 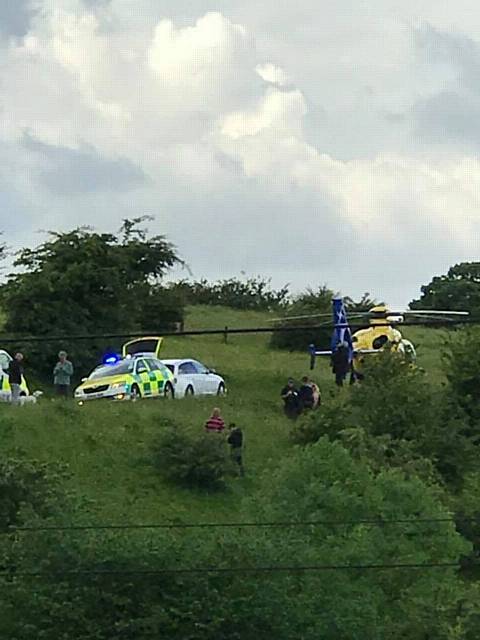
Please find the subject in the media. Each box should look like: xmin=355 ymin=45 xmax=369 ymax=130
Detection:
xmin=304 ymin=299 xmax=469 ymax=378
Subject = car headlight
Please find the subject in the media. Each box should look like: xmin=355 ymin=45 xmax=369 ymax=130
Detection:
xmin=111 ymin=382 xmax=126 ymax=390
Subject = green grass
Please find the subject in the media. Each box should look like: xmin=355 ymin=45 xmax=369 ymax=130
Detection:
xmin=0 ymin=306 xmax=449 ymax=525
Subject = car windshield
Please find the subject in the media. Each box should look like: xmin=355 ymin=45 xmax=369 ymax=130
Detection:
xmin=89 ymin=360 xmax=134 ymax=380
xmin=164 ymin=364 xmax=175 ymax=374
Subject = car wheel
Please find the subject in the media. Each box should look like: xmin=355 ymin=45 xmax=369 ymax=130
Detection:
xmin=130 ymin=384 xmax=141 ymax=401
xmin=185 ymin=385 xmax=194 ymax=397
xmin=217 ymin=383 xmax=226 ymax=396
xmin=164 ymin=382 xmax=175 ymax=399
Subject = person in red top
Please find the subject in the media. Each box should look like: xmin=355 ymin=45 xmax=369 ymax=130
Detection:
xmin=205 ymin=408 xmax=225 ymax=433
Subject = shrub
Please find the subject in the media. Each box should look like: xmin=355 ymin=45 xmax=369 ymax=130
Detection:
xmin=0 ymin=527 xmax=299 ymax=640
xmin=0 ymin=440 xmax=472 ymax=640
xmin=151 ymin=425 xmax=231 ymax=490
xmin=444 ymin=327 xmax=480 ymax=428
xmin=246 ymin=438 xmax=470 ymax=639
xmin=269 ymin=286 xmax=335 ymax=351
xmin=0 ymin=457 xmax=68 ymax=530
xmin=170 ymin=275 xmax=290 ymax=311
xmin=292 ymin=352 xmax=477 ymax=485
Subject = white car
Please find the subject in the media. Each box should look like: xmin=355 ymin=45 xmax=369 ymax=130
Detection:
xmin=162 ymin=359 xmax=226 ymax=398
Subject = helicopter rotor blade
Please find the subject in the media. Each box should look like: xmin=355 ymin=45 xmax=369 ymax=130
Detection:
xmin=266 ymin=313 xmax=332 ymax=323
xmin=401 ymin=310 xmax=469 ymax=316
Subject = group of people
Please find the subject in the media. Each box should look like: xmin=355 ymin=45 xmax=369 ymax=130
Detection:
xmin=6 ymin=350 xmax=74 ymax=404
xmin=204 ymin=408 xmax=244 ymax=476
xmin=280 ymin=376 xmax=321 ymax=419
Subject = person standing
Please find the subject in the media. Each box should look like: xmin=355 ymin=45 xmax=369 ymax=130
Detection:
xmin=281 ymin=378 xmax=301 ymax=419
xmin=227 ymin=423 xmax=244 ymax=476
xmin=298 ymin=376 xmax=315 ymax=411
xmin=9 ymin=353 xmax=24 ymax=405
xmin=311 ymin=380 xmax=321 ymax=408
xmin=205 ymin=408 xmax=226 ymax=433
xmin=53 ymin=351 xmax=74 ymax=397
xmin=331 ymin=343 xmax=350 ymax=387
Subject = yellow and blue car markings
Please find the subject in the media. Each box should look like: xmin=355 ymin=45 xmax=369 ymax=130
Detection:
xmin=75 ymin=358 xmax=174 ymax=402
xmin=134 ymin=363 xmax=172 ymax=397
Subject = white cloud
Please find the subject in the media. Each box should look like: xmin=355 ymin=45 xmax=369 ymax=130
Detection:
xmin=0 ymin=0 xmax=478 ymax=306
xmin=255 ymin=63 xmax=290 ymax=86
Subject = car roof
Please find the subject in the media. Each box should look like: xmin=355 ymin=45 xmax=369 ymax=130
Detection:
xmin=161 ymin=359 xmax=196 ymax=365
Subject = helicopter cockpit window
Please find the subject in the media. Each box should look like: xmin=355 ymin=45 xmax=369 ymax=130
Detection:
xmin=372 ymin=335 xmax=389 ymax=350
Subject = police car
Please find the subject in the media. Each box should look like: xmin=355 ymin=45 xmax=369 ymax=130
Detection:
xmin=74 ymin=337 xmax=174 ymax=403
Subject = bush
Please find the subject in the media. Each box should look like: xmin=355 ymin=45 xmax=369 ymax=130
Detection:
xmin=269 ymin=286 xmax=334 ymax=351
xmin=0 ymin=526 xmax=300 ymax=640
xmin=0 ymin=439 xmax=472 ymax=640
xmin=151 ymin=424 xmax=231 ymax=490
xmin=292 ymin=352 xmax=477 ymax=485
xmin=0 ymin=457 xmax=68 ymax=530
xmin=170 ymin=275 xmax=290 ymax=311
xmin=444 ymin=327 xmax=480 ymax=428
xmin=246 ymin=438 xmax=470 ymax=639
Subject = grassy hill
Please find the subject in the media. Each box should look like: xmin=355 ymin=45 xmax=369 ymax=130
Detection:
xmin=0 ymin=306 xmax=448 ymax=525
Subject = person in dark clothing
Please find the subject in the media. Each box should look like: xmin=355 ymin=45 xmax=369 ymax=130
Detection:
xmin=9 ymin=353 xmax=24 ymax=405
xmin=331 ymin=344 xmax=350 ymax=387
xmin=227 ymin=423 xmax=244 ymax=476
xmin=281 ymin=378 xmax=301 ymax=419
xmin=298 ymin=376 xmax=315 ymax=410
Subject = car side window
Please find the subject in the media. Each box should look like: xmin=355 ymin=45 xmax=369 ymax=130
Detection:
xmin=193 ymin=361 xmax=208 ymax=374
xmin=146 ymin=359 xmax=159 ymax=371
xmin=136 ymin=359 xmax=148 ymax=374
xmin=179 ymin=362 xmax=197 ymax=375
xmin=151 ymin=359 xmax=170 ymax=377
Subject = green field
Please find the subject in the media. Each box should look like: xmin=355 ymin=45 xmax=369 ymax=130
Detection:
xmin=0 ymin=306 xmax=447 ymax=525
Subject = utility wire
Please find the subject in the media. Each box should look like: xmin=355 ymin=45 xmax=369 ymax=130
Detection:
xmin=6 ymin=516 xmax=477 ymax=534
xmin=0 ymin=561 xmax=468 ymax=578
xmin=0 ymin=319 xmax=476 ymax=344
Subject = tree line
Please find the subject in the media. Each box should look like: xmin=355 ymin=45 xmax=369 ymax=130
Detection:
xmin=0 ymin=218 xmax=478 ymax=381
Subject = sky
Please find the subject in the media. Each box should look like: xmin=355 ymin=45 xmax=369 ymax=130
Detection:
xmin=0 ymin=0 xmax=479 ymax=307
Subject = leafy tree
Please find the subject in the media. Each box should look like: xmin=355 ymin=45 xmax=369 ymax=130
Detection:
xmin=410 ymin=262 xmax=480 ymax=315
xmin=444 ymin=326 xmax=480 ymax=427
xmin=170 ymin=275 xmax=290 ymax=311
xmin=151 ymin=423 xmax=232 ymax=491
xmin=292 ymin=352 xmax=477 ymax=485
xmin=247 ymin=438 xmax=470 ymax=639
xmin=0 ymin=218 xmax=183 ymax=380
xmin=0 ymin=457 xmax=68 ymax=530
xmin=0 ymin=439 xmax=472 ymax=640
xmin=344 ymin=292 xmax=383 ymax=313
xmin=0 ymin=526 xmax=301 ymax=640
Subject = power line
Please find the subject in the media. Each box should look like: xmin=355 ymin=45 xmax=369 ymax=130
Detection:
xmin=0 ymin=561 xmax=467 ymax=578
xmin=6 ymin=516 xmax=475 ymax=533
xmin=0 ymin=319 xmax=476 ymax=344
